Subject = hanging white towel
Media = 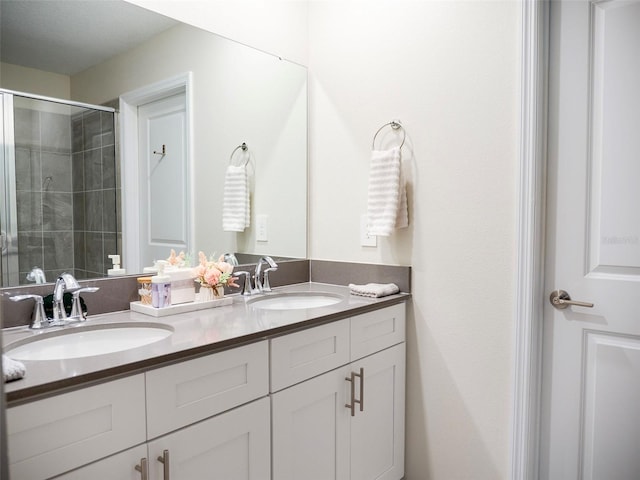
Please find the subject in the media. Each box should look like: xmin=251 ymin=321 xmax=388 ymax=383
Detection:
xmin=222 ymin=164 xmax=250 ymax=232
xmin=3 ymin=354 xmax=26 ymax=382
xmin=367 ymin=146 xmax=408 ymax=236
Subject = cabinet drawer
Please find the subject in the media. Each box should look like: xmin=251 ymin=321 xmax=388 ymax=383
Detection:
xmin=54 ymin=445 xmax=147 ymax=480
xmin=7 ymin=374 xmax=146 ymax=480
xmin=350 ymin=303 xmax=405 ymax=361
xmin=270 ymin=318 xmax=350 ymax=392
xmin=145 ymin=340 xmax=268 ymax=438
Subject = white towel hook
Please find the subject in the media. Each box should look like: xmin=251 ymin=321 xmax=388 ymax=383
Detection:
xmin=372 ymin=120 xmax=406 ymax=150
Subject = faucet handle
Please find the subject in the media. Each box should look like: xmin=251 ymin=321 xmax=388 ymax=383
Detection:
xmin=234 ymin=271 xmax=252 ymax=296
xmin=10 ymin=294 xmax=48 ymax=329
xmin=70 ymin=287 xmax=99 ymax=320
xmin=262 ymin=267 xmax=278 ymax=292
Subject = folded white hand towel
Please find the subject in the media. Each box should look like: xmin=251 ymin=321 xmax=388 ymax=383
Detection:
xmin=349 ymin=283 xmax=400 ymax=298
xmin=3 ymin=354 xmax=26 ymax=382
xmin=366 ymin=147 xmax=408 ymax=236
xmin=222 ymin=164 xmax=250 ymax=232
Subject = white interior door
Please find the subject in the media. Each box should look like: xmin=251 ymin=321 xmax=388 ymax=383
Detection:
xmin=542 ymin=1 xmax=640 ymax=478
xmin=138 ymin=92 xmax=189 ymax=266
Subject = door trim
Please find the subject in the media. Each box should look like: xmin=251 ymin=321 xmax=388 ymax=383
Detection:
xmin=511 ymin=1 xmax=549 ymax=479
xmin=119 ymin=72 xmax=194 ymax=273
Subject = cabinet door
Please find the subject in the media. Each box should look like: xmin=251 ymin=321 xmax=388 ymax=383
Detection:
xmin=7 ymin=374 xmax=146 ymax=480
xmin=272 ymin=365 xmax=351 ymax=480
xmin=147 ymin=397 xmax=270 ymax=480
xmin=53 ymin=445 xmax=147 ymax=480
xmin=350 ymin=343 xmax=405 ymax=480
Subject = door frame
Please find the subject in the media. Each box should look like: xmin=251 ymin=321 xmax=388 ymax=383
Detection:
xmin=511 ymin=1 xmax=549 ymax=479
xmin=120 ymin=72 xmax=194 ymax=273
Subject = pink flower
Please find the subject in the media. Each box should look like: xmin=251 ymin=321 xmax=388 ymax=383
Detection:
xmin=204 ymin=268 xmax=221 ymax=286
xmin=214 ymin=261 xmax=233 ymax=275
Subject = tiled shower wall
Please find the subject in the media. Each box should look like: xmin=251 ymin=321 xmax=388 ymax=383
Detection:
xmin=71 ymin=108 xmax=119 ymax=279
xmin=14 ymin=103 xmax=119 ymax=283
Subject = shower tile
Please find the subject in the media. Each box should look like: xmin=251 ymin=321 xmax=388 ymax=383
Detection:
xmin=42 ymin=192 xmax=73 ymax=231
xmin=74 ymin=231 xmax=86 ymax=271
xmin=83 ymin=110 xmax=102 ymax=150
xmin=13 ymin=108 xmax=40 ymax=149
xmin=72 ymin=152 xmax=84 ymax=192
xmin=73 ymin=192 xmax=86 ymax=231
xmin=41 ymin=111 xmax=71 ymax=154
xmin=16 ymin=191 xmax=42 ymax=231
xmin=84 ymin=148 xmax=103 ymax=191
xmin=17 ymin=232 xmax=44 ymax=274
xmin=72 ymin=114 xmax=83 ymax=153
xmin=41 ymin=152 xmax=73 ymax=193
xmin=15 ymin=148 xmax=41 ymax=192
xmin=101 ymin=111 xmax=115 ymax=146
xmin=116 ymin=187 xmax=122 ymax=233
xmin=103 ymin=189 xmax=117 ymax=233
xmin=43 ymin=231 xmax=74 ymax=272
xmin=104 ymin=232 xmax=117 ymax=260
xmin=102 ymin=146 xmax=116 ymax=189
xmin=85 ymin=232 xmax=104 ymax=274
xmin=85 ymin=191 xmax=104 ymax=231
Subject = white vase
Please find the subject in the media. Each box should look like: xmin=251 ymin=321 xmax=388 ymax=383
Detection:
xmin=199 ymin=285 xmax=224 ymax=302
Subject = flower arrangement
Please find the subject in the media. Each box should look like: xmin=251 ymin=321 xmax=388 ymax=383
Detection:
xmin=167 ymin=249 xmax=188 ymax=267
xmin=194 ymin=251 xmax=239 ymax=292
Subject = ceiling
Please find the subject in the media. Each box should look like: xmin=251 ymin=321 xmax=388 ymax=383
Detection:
xmin=0 ymin=0 xmax=179 ymax=76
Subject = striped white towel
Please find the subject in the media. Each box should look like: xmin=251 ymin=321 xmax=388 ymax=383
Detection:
xmin=222 ymin=165 xmax=250 ymax=232
xmin=367 ymin=147 xmax=408 ymax=236
xmin=3 ymin=354 xmax=26 ymax=382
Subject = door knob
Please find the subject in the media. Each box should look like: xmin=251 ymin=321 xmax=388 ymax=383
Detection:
xmin=549 ymin=289 xmax=594 ymax=309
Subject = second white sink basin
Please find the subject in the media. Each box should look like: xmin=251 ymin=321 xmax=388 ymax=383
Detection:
xmin=247 ymin=291 xmax=344 ymax=310
xmin=5 ymin=322 xmax=174 ymax=361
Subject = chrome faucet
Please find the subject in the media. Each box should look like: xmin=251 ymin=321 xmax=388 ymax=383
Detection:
xmin=252 ymin=256 xmax=278 ymax=294
xmin=52 ymin=273 xmax=81 ymax=323
xmin=26 ymin=266 xmax=46 ymax=284
xmin=11 ymin=273 xmax=99 ymax=329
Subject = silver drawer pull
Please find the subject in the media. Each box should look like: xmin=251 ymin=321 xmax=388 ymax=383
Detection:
xmin=135 ymin=457 xmax=148 ymax=480
xmin=158 ymin=449 xmax=170 ymax=480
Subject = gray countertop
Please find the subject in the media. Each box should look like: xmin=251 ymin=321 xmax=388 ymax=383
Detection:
xmin=3 ymin=282 xmax=409 ymax=406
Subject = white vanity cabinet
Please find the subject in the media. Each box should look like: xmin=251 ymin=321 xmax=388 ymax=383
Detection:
xmin=7 ymin=302 xmax=406 ymax=480
xmin=271 ymin=303 xmax=406 ymax=480
xmin=8 ymin=341 xmax=270 ymax=480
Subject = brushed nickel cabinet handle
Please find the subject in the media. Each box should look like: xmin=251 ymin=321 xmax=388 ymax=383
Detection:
xmin=157 ymin=449 xmax=170 ymax=480
xmin=549 ymin=289 xmax=594 ymax=309
xmin=135 ymin=458 xmax=148 ymax=480
xmin=345 ymin=371 xmax=356 ymax=416
xmin=355 ymin=367 xmax=364 ymax=412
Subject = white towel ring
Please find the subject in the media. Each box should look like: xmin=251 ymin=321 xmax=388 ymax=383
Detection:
xmin=372 ymin=120 xmax=406 ymax=150
xmin=229 ymin=142 xmax=249 ymax=166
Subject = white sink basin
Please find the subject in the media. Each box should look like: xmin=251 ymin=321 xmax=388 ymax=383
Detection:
xmin=247 ymin=292 xmax=344 ymax=310
xmin=5 ymin=323 xmax=173 ymax=361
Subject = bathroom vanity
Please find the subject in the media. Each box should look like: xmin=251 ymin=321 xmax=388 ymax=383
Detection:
xmin=3 ymin=283 xmax=408 ymax=480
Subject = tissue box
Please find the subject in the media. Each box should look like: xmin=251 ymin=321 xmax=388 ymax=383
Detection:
xmin=165 ymin=267 xmax=196 ymax=304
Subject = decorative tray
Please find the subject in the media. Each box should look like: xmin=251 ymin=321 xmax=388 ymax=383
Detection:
xmin=130 ymin=297 xmax=233 ymax=317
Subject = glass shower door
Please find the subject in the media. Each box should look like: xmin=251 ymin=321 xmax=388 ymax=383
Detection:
xmin=0 ymin=93 xmax=19 ymax=287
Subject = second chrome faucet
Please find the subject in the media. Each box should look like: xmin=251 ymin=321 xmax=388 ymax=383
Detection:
xmin=235 ymin=256 xmax=278 ymax=296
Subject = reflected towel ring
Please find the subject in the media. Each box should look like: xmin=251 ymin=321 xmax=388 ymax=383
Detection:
xmin=372 ymin=120 xmax=406 ymax=150
xmin=229 ymin=142 xmax=249 ymax=166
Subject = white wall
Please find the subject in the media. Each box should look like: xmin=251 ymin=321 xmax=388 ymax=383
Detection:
xmin=0 ymin=62 xmax=70 ymax=99
xmin=124 ymin=0 xmax=309 ymax=66
xmin=307 ymin=1 xmax=519 ymax=479
xmin=130 ymin=1 xmax=521 ymax=478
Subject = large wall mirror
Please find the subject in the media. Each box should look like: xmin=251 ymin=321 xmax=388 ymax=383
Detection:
xmin=0 ymin=0 xmax=307 ymax=287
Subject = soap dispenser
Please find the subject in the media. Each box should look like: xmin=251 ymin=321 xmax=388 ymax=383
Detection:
xmin=151 ymin=261 xmax=171 ymax=308
xmin=107 ymin=254 xmax=126 ymax=276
